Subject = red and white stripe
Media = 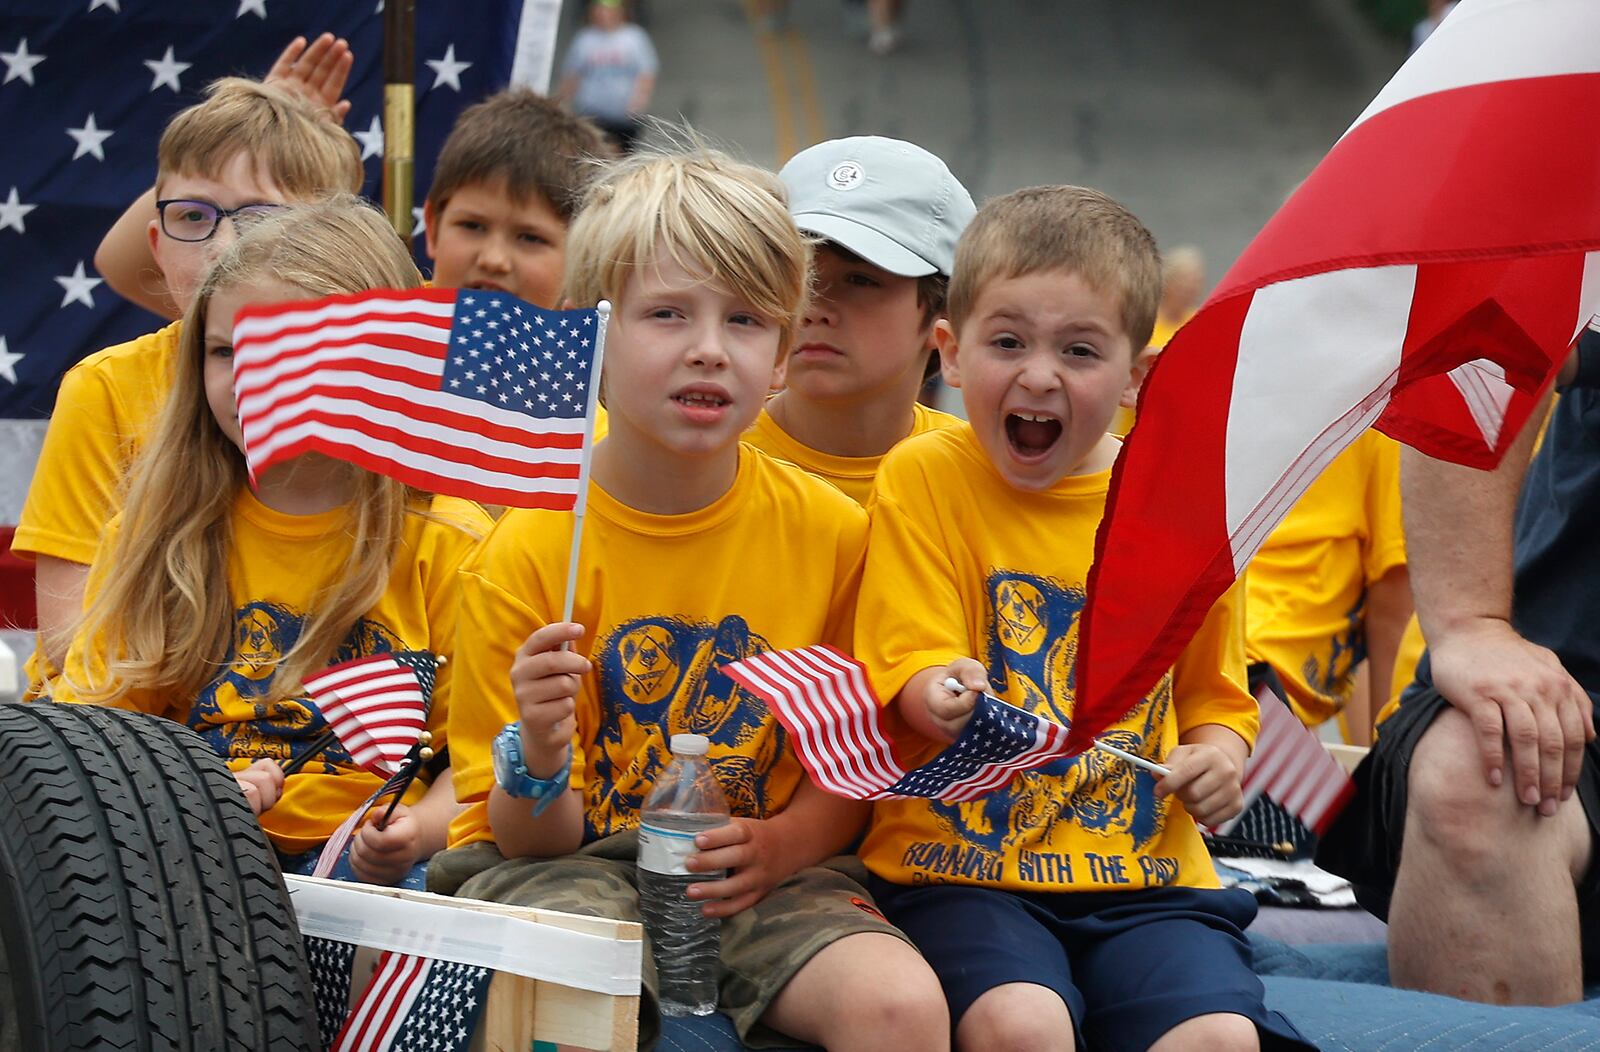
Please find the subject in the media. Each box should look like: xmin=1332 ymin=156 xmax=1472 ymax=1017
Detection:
xmin=724 ymin=645 xmax=1082 ymax=802
xmin=724 ymin=646 xmax=910 ymax=799
xmin=231 ymin=288 xmax=586 ymax=509
xmin=1237 ymin=687 xmax=1355 ymax=836
xmin=331 ymin=950 xmax=432 ymax=1052
xmin=1072 ymin=0 xmax=1600 ymax=753
xmin=303 ymin=655 xmax=427 ymax=778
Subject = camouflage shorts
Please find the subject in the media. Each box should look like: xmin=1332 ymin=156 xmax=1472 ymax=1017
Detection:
xmin=427 ymin=832 xmax=908 ymax=1049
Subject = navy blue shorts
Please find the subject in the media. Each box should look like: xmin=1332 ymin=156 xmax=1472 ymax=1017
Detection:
xmin=868 ymin=878 xmax=1311 ymax=1052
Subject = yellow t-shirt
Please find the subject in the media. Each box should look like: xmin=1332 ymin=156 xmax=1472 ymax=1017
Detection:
xmin=448 ymin=444 xmax=868 ymax=849
xmin=51 ymin=491 xmax=490 ymax=855
xmin=15 ymin=324 xmax=182 ymax=689
xmin=856 ymin=425 xmax=1257 ymax=892
xmin=15 ymin=322 xmax=182 ymax=566
xmin=743 ymin=401 xmax=960 ymax=506
xmin=1245 ymin=431 xmax=1407 ymax=726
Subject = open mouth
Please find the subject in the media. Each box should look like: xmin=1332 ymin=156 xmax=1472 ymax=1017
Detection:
xmin=672 ymin=387 xmax=732 ymax=420
xmin=1005 ymin=411 xmax=1063 ymax=460
xmin=466 ymin=280 xmax=507 ymax=293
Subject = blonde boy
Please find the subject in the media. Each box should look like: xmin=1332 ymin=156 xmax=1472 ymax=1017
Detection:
xmin=423 ymin=87 xmax=615 ymax=308
xmin=435 ymin=147 xmax=947 ymax=1051
xmin=854 ymin=187 xmax=1311 ymax=1052
xmin=744 ymin=136 xmax=974 ymax=505
xmin=16 ymin=78 xmax=363 ymax=683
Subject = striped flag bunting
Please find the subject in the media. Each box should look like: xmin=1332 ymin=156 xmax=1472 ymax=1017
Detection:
xmin=305 ymin=935 xmax=491 ymax=1052
xmin=303 ymin=653 xmax=435 ymax=778
xmin=722 ymin=645 xmax=1151 ymax=801
xmin=1070 ymin=0 xmax=1600 ymax=756
xmin=231 ymin=288 xmax=604 ymax=509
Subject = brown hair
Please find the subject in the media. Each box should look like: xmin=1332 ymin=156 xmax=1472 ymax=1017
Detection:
xmin=156 ymin=78 xmax=364 ymax=197
xmin=426 ymin=88 xmax=616 ymax=220
xmin=562 ymin=142 xmax=810 ymax=357
xmin=948 ymin=185 xmax=1161 ymax=350
xmin=69 ymin=196 xmax=438 ymax=708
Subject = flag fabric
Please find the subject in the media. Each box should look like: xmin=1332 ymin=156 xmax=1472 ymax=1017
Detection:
xmin=304 ymin=652 xmax=435 ymax=778
xmin=0 ymin=1 xmax=539 ymax=422
xmin=231 ymin=289 xmax=602 ymax=509
xmin=722 ymin=645 xmax=1147 ymax=802
xmin=1233 ymin=686 xmax=1354 ymax=837
xmin=311 ymin=762 xmax=416 ymax=879
xmin=305 ymin=935 xmax=492 ymax=1052
xmin=1070 ymin=0 xmax=1600 ymax=754
xmin=307 ymin=935 xmax=361 ymax=1050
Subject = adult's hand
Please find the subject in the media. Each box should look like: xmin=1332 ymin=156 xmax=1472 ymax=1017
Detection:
xmin=1431 ymin=617 xmax=1594 ymax=815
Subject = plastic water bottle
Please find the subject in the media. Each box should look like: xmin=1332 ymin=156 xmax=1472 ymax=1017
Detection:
xmin=638 ymin=733 xmax=730 ymax=1017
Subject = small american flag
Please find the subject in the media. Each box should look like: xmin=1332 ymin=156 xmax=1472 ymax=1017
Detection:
xmin=723 ymin=645 xmax=1098 ymax=802
xmin=1231 ymin=685 xmax=1355 ymax=837
xmin=305 ymin=936 xmax=492 ymax=1052
xmin=303 ymin=653 xmax=435 ymax=778
xmin=231 ymin=289 xmax=604 ymax=509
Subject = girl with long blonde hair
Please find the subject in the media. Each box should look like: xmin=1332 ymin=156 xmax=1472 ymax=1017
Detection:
xmin=52 ymin=195 xmax=489 ymax=887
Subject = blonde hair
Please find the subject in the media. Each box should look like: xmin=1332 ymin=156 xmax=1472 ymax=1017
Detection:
xmin=561 ymin=141 xmax=810 ymax=356
xmin=72 ymin=196 xmax=430 ymax=707
xmin=156 ymin=78 xmax=365 ymax=198
xmin=948 ymin=185 xmax=1161 ymax=351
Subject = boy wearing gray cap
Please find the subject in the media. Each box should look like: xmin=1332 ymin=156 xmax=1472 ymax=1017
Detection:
xmin=746 ymin=136 xmax=976 ymax=505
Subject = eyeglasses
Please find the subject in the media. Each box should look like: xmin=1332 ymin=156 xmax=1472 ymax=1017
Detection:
xmin=156 ymin=199 xmax=285 ymax=242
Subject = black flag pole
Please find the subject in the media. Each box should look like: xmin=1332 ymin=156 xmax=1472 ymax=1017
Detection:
xmin=382 ymin=0 xmax=416 ymax=238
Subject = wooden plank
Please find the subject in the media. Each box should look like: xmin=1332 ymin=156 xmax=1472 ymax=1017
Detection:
xmin=1323 ymin=742 xmax=1369 ymax=775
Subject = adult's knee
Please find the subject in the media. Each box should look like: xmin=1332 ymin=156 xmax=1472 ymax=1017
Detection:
xmin=1405 ymin=709 xmax=1515 ymax=871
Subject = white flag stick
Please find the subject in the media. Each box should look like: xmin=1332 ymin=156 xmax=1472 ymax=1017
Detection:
xmin=558 ymin=300 xmax=611 ymax=632
xmin=941 ymin=677 xmax=1172 ymax=778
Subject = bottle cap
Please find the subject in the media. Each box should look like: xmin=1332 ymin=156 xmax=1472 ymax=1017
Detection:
xmin=670 ymin=733 xmax=710 ymax=757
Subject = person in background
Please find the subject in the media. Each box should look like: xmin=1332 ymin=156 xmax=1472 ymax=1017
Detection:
xmin=559 ymin=0 xmax=659 ymax=153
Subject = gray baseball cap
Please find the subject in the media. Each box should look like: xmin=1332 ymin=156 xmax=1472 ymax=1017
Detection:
xmin=781 ymin=136 xmax=975 ymax=278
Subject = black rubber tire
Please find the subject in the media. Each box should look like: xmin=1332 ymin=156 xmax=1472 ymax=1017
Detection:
xmin=0 ymin=702 xmax=319 ymax=1051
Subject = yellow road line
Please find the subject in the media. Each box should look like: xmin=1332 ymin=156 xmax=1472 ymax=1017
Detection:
xmin=782 ymin=28 xmax=826 ymax=149
xmin=741 ymin=0 xmax=797 ymax=163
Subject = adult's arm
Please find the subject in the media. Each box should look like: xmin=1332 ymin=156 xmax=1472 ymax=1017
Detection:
xmin=1403 ymin=388 xmax=1592 ymax=814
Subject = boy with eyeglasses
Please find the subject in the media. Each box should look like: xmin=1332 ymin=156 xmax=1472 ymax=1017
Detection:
xmin=15 ymin=77 xmax=363 ymax=692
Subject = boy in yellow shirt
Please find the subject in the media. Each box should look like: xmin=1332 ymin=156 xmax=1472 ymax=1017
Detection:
xmin=1245 ymin=429 xmax=1411 ymax=744
xmin=16 ymin=78 xmax=364 ymax=685
xmin=434 ymin=146 xmax=947 ymax=1051
xmin=855 ymin=187 xmax=1310 ymax=1051
xmin=421 ymin=86 xmax=615 ymax=310
xmin=744 ymin=136 xmax=974 ymax=505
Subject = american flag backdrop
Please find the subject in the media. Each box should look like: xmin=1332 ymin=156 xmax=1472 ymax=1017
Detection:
xmin=0 ymin=0 xmax=548 ymax=422
xmin=231 ymin=289 xmax=602 ymax=509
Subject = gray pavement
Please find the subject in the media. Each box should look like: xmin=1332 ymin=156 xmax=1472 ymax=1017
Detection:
xmin=634 ymin=0 xmax=1406 ymax=279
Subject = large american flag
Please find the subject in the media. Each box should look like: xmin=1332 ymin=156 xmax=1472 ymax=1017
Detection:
xmin=304 ymin=652 xmax=435 ymax=778
xmin=1069 ymin=0 xmax=1600 ymax=753
xmin=0 ymin=1 xmax=541 ymax=422
xmin=307 ymin=936 xmax=492 ymax=1052
xmin=232 ymin=289 xmax=603 ymax=509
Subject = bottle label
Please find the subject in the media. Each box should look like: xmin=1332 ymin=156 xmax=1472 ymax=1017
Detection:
xmin=638 ymin=822 xmax=700 ymax=876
